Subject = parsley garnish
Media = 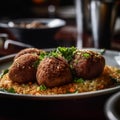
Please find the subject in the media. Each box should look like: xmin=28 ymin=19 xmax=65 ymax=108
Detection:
xmin=33 ymin=59 xmax=40 ymax=68
xmin=82 ymin=53 xmax=90 ymax=59
xmin=56 ymin=46 xmax=77 ymax=62
xmin=39 ymin=84 xmax=47 ymax=91
xmin=7 ymin=87 xmax=16 ymax=93
xmin=109 ymin=76 xmax=120 ymax=85
xmin=39 ymin=52 xmax=47 ymax=61
xmin=74 ymin=78 xmax=84 ymax=83
xmin=0 ymin=69 xmax=9 ymax=78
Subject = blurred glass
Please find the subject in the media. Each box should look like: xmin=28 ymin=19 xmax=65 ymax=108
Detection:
xmin=32 ymin=0 xmax=60 ymax=18
xmin=75 ymin=0 xmax=119 ymax=49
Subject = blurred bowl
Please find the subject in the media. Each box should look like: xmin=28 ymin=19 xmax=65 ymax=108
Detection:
xmin=0 ymin=18 xmax=66 ymax=48
xmin=104 ymin=91 xmax=120 ymax=120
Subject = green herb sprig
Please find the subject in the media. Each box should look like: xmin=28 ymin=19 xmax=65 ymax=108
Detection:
xmin=56 ymin=46 xmax=77 ymax=62
xmin=39 ymin=84 xmax=47 ymax=91
xmin=74 ymin=78 xmax=84 ymax=83
xmin=0 ymin=69 xmax=9 ymax=78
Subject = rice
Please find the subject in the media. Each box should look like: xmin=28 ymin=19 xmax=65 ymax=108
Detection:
xmin=0 ymin=65 xmax=120 ymax=95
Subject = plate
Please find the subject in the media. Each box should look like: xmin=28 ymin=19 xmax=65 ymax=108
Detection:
xmin=0 ymin=18 xmax=66 ymax=48
xmin=0 ymin=48 xmax=120 ymax=100
xmin=0 ymin=18 xmax=66 ymax=29
xmin=104 ymin=91 xmax=120 ymax=120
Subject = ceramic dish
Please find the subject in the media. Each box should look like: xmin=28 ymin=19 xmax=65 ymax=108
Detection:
xmin=104 ymin=91 xmax=120 ymax=120
xmin=0 ymin=18 xmax=66 ymax=48
xmin=0 ymin=48 xmax=120 ymax=100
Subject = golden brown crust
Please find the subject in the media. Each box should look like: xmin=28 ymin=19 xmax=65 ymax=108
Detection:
xmin=14 ymin=48 xmax=44 ymax=60
xmin=70 ymin=50 xmax=105 ymax=79
xmin=8 ymin=53 xmax=39 ymax=83
xmin=36 ymin=57 xmax=72 ymax=88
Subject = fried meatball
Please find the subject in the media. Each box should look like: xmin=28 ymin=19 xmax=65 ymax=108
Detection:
xmin=36 ymin=57 xmax=72 ymax=88
xmin=70 ymin=50 xmax=105 ymax=79
xmin=8 ymin=53 xmax=39 ymax=83
xmin=14 ymin=47 xmax=44 ymax=60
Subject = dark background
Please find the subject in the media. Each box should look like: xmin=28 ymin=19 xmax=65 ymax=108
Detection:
xmin=0 ymin=0 xmax=74 ymax=19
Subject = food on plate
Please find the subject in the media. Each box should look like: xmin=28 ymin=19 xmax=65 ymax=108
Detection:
xmin=0 ymin=47 xmax=120 ymax=95
xmin=36 ymin=56 xmax=72 ymax=88
xmin=70 ymin=50 xmax=105 ymax=79
xmin=8 ymin=53 xmax=39 ymax=83
xmin=15 ymin=21 xmax=48 ymax=29
xmin=14 ymin=47 xmax=45 ymax=60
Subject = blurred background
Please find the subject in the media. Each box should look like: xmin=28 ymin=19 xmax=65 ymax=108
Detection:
xmin=0 ymin=0 xmax=77 ymax=56
xmin=0 ymin=0 xmax=75 ymax=25
xmin=0 ymin=0 xmax=120 ymax=56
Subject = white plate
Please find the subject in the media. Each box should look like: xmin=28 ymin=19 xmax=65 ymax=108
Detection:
xmin=0 ymin=48 xmax=120 ymax=100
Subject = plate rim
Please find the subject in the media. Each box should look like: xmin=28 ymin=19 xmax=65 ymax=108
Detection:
xmin=0 ymin=85 xmax=120 ymax=100
xmin=0 ymin=18 xmax=66 ymax=30
xmin=104 ymin=91 xmax=120 ymax=120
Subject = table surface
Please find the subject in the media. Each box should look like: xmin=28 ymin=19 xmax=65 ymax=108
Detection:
xmin=0 ymin=93 xmax=113 ymax=120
